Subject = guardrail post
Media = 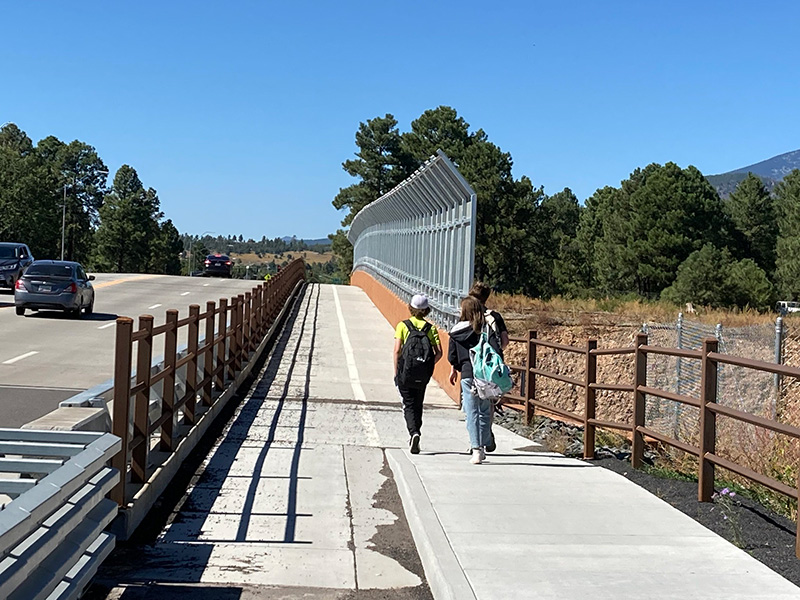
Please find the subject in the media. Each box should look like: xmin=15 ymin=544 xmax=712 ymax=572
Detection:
xmin=160 ymin=309 xmax=179 ymax=452
xmin=632 ymin=332 xmax=647 ymax=469
xmin=185 ymin=304 xmax=200 ymax=425
xmin=227 ymin=296 xmax=238 ymax=377
xmin=253 ymin=286 xmax=262 ymax=339
xmin=216 ymin=298 xmax=228 ymax=389
xmin=111 ymin=317 xmax=133 ymax=505
xmin=699 ymin=337 xmax=719 ymax=502
xmin=584 ymin=339 xmax=598 ymax=459
xmin=132 ymin=315 xmax=153 ymax=484
xmin=525 ymin=330 xmax=536 ymax=425
xmin=203 ymin=300 xmax=215 ymax=405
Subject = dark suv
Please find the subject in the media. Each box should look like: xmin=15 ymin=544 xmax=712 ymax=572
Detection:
xmin=0 ymin=242 xmax=34 ymax=290
xmin=204 ymin=254 xmax=233 ymax=278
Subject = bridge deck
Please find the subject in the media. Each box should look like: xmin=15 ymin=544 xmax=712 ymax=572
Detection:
xmin=92 ymin=283 xmax=799 ymax=599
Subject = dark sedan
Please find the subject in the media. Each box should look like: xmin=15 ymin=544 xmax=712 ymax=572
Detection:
xmin=0 ymin=242 xmax=34 ymax=290
xmin=204 ymin=254 xmax=233 ymax=278
xmin=14 ymin=260 xmax=95 ymax=317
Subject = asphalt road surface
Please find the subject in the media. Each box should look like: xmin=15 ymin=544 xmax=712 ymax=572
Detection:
xmin=0 ymin=274 xmax=262 ymax=428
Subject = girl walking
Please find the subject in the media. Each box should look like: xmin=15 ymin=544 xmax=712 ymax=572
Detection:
xmin=448 ymin=296 xmax=496 ymax=464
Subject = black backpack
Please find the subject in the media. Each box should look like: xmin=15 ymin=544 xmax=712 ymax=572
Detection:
xmin=397 ymin=320 xmax=435 ymax=389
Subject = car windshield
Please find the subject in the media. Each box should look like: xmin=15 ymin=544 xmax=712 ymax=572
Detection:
xmin=26 ymin=264 xmax=74 ymax=278
xmin=0 ymin=246 xmax=19 ymax=259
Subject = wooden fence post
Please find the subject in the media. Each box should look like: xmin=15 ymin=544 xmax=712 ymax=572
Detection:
xmin=203 ymin=300 xmax=215 ymax=404
xmin=160 ymin=309 xmax=178 ymax=452
xmin=185 ymin=304 xmax=200 ymax=425
xmin=236 ymin=293 xmax=246 ymax=370
xmin=132 ymin=315 xmax=153 ymax=483
xmin=111 ymin=317 xmax=133 ymax=506
xmin=244 ymin=291 xmax=253 ymax=353
xmin=525 ymin=330 xmax=537 ymax=425
xmin=698 ymin=337 xmax=719 ymax=502
xmin=584 ymin=339 xmax=598 ymax=459
xmin=216 ymin=298 xmax=227 ymax=389
xmin=631 ymin=332 xmax=647 ymax=469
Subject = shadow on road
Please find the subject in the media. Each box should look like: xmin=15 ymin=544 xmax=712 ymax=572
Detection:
xmin=21 ymin=310 xmax=118 ymax=321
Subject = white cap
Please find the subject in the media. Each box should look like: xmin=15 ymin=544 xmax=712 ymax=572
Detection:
xmin=410 ymin=294 xmax=429 ymax=309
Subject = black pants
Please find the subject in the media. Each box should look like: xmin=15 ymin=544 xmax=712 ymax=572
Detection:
xmin=399 ymin=386 xmax=426 ymax=437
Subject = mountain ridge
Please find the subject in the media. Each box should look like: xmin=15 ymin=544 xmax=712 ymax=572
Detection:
xmin=706 ymin=148 xmax=800 ymax=198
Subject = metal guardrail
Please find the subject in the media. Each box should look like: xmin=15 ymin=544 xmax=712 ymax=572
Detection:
xmin=348 ymin=150 xmax=477 ymax=329
xmin=0 ymin=429 xmax=120 ymax=600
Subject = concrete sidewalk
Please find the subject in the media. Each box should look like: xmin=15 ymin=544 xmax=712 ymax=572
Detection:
xmin=94 ymin=283 xmax=800 ymax=599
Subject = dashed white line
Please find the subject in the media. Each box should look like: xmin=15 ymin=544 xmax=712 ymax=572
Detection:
xmin=181 ymin=292 xmax=190 ymax=296
xmin=148 ymin=304 xmax=162 ymax=309
xmin=97 ymin=322 xmax=116 ymax=330
xmin=2 ymin=351 xmax=39 ymax=365
xmin=203 ymin=283 xmax=210 ymax=286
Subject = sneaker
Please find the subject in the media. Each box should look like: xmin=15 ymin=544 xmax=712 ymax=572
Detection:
xmin=410 ymin=433 xmax=421 ymax=455
xmin=485 ymin=433 xmax=496 ymax=453
xmin=470 ymin=448 xmax=483 ymax=464
xmin=479 ymin=447 xmax=486 ymax=461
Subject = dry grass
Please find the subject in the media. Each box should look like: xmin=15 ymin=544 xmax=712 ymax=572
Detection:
xmin=231 ymin=251 xmax=334 ymax=265
xmin=489 ymin=293 xmax=783 ymax=328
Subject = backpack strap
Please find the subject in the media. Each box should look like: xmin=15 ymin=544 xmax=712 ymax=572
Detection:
xmin=404 ymin=319 xmax=417 ymax=332
xmin=421 ymin=322 xmax=431 ymax=334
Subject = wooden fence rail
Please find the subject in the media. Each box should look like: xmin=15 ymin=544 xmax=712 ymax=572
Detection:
xmin=503 ymin=329 xmax=800 ymax=557
xmin=110 ymin=260 xmax=306 ymax=506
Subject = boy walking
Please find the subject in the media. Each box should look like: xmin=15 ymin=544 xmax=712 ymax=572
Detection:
xmin=394 ymin=294 xmax=442 ymax=454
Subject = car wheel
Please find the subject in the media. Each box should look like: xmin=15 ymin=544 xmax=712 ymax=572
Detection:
xmin=85 ymin=299 xmax=94 ymax=315
xmin=15 ymin=306 xmax=24 ymax=316
xmin=67 ymin=308 xmax=81 ymax=319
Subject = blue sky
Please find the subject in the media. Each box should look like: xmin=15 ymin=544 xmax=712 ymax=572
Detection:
xmin=2 ymin=1 xmax=799 ymax=240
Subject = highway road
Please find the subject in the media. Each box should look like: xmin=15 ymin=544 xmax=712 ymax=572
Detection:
xmin=0 ymin=274 xmax=262 ymax=428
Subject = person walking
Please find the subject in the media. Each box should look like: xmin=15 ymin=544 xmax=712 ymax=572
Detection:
xmin=394 ymin=294 xmax=442 ymax=454
xmin=468 ymin=282 xmax=510 ymax=453
xmin=448 ymin=296 xmax=493 ymax=464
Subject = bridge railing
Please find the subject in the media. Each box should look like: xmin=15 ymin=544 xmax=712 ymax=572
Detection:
xmin=0 ymin=429 xmax=120 ymax=600
xmin=109 ymin=259 xmax=306 ymax=533
xmin=348 ymin=150 xmax=477 ymax=329
xmin=504 ymin=330 xmax=800 ymax=558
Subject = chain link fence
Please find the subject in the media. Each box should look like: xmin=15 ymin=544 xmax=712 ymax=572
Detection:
xmin=643 ymin=314 xmax=785 ymax=465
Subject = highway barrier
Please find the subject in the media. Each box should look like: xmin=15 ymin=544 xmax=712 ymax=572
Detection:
xmin=0 ymin=429 xmax=120 ymax=600
xmin=503 ymin=330 xmax=800 ymax=558
xmin=109 ymin=259 xmax=306 ymax=537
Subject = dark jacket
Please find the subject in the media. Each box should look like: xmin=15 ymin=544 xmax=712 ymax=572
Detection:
xmin=448 ymin=321 xmax=481 ymax=379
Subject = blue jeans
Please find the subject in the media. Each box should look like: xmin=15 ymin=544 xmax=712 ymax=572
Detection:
xmin=461 ymin=378 xmax=492 ymax=449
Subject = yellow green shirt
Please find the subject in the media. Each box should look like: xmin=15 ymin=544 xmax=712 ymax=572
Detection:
xmin=394 ymin=316 xmax=441 ymax=348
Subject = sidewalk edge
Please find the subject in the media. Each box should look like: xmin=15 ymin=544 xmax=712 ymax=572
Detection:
xmin=386 ymin=449 xmax=477 ymax=600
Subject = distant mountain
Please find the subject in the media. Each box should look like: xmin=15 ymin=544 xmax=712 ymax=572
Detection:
xmin=280 ymin=235 xmax=331 ymax=247
xmin=706 ymin=149 xmax=800 ymax=198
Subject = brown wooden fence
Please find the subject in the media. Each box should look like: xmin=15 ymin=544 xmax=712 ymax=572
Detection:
xmin=503 ymin=330 xmax=800 ymax=557
xmin=110 ymin=259 xmax=306 ymax=505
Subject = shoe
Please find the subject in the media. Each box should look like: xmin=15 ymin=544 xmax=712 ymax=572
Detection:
xmin=485 ymin=433 xmax=496 ymax=453
xmin=410 ymin=433 xmax=421 ymax=455
xmin=479 ymin=447 xmax=486 ymax=461
xmin=470 ymin=449 xmax=483 ymax=464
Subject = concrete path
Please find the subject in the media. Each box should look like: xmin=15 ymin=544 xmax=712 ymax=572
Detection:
xmin=93 ymin=283 xmax=800 ymax=599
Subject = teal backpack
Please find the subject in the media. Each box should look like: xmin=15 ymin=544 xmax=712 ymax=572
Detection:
xmin=469 ymin=330 xmax=513 ymax=398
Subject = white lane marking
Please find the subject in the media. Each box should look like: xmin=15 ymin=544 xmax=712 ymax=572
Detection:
xmin=332 ymin=287 xmax=380 ymax=446
xmin=3 ymin=351 xmax=39 ymax=365
xmin=203 ymin=283 xmax=210 ymax=287
xmin=148 ymin=303 xmax=162 ymax=310
xmin=181 ymin=292 xmax=191 ymax=296
xmin=97 ymin=322 xmax=116 ymax=330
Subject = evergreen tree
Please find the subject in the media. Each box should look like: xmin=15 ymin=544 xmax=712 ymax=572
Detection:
xmin=775 ymin=170 xmax=800 ymax=299
xmin=726 ymin=173 xmax=777 ymax=274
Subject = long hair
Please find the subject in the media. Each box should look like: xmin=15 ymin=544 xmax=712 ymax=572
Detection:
xmin=460 ymin=296 xmax=485 ymax=334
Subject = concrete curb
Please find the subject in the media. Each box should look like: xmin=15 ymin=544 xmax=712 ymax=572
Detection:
xmin=112 ymin=280 xmax=306 ymax=539
xmin=386 ymin=449 xmax=477 ymax=600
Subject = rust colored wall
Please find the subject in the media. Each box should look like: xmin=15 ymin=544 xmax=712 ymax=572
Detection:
xmin=350 ymin=271 xmax=460 ymax=403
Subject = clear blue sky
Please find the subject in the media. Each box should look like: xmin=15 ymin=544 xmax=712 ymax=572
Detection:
xmin=3 ymin=1 xmax=799 ymax=240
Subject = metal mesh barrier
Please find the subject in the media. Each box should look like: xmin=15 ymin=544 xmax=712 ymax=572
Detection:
xmin=644 ymin=315 xmax=783 ymax=456
xmin=347 ymin=150 xmax=477 ymax=329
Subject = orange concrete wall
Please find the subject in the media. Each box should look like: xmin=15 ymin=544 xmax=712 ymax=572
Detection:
xmin=351 ymin=271 xmax=460 ymax=403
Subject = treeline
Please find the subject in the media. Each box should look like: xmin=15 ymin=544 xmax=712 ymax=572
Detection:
xmin=332 ymin=106 xmax=800 ymax=311
xmin=0 ymin=123 xmax=182 ymax=274
xmin=183 ymin=234 xmax=329 ymax=258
